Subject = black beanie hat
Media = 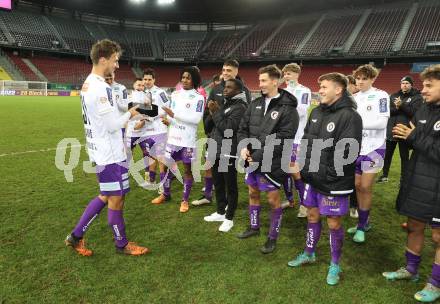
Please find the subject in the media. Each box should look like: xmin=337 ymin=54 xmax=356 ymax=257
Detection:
xmin=401 ymin=75 xmax=414 ymax=86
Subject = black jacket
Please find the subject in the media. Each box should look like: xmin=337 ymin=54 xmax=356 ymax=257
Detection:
xmin=396 ymin=102 xmax=440 ymax=222
xmin=204 ymin=77 xmax=252 ymax=136
xmin=237 ymin=89 xmax=299 ymax=186
xmin=300 ymin=91 xmax=363 ymax=196
xmin=209 ymin=92 xmax=248 ymax=159
xmin=387 ymin=88 xmax=423 ymax=140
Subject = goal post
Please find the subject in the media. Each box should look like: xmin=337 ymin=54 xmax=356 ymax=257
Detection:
xmin=0 ymin=80 xmax=48 ymax=96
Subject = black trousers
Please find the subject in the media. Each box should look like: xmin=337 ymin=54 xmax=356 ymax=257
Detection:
xmin=383 ymin=140 xmax=410 ymax=178
xmin=211 ymin=158 xmax=238 ymax=220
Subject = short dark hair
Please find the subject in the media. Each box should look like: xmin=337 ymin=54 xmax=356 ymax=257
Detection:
xmin=223 ymin=59 xmax=239 ymax=68
xmin=353 ymin=64 xmax=379 ymax=79
xmin=318 ymin=72 xmax=348 ymax=90
xmin=258 ymin=64 xmax=282 ymax=79
xmin=420 ymin=64 xmax=440 ymax=81
xmin=90 ymin=39 xmax=121 ymax=65
xmin=346 ymin=75 xmax=356 ymax=85
xmin=226 ymin=78 xmax=244 ymax=92
xmin=134 ymin=77 xmax=143 ymax=84
xmin=212 ymin=74 xmax=220 ymax=83
xmin=143 ymin=68 xmax=156 ymax=79
xmin=180 ymin=66 xmax=202 ymax=89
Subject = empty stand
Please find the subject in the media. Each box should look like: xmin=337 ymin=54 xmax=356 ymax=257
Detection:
xmin=6 ymin=52 xmax=39 ymax=81
xmin=402 ymin=5 xmax=440 ymax=52
xmin=264 ymin=19 xmax=316 ymax=57
xmin=233 ymin=22 xmax=278 ymax=58
xmin=49 ymin=17 xmax=94 ymax=54
xmin=350 ymin=8 xmax=409 ymax=55
xmin=300 ymin=14 xmax=361 ymax=56
xmin=0 ymin=11 xmax=59 ymax=49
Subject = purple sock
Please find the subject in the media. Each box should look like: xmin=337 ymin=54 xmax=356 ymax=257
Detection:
xmin=330 ymin=227 xmax=344 ymax=264
xmin=72 ymin=197 xmax=106 ymax=238
xmin=183 ymin=178 xmax=193 ymax=201
xmin=149 ymin=170 xmax=156 ymax=183
xmin=305 ymin=222 xmax=322 ymax=255
xmin=268 ymin=207 xmax=283 ymax=240
xmin=108 ymin=209 xmax=128 ymax=249
xmin=204 ymin=177 xmax=213 ymax=199
xmin=163 ymin=171 xmax=173 ymax=197
xmin=294 ymin=179 xmax=305 ymax=203
xmin=429 ymin=264 xmax=440 ymax=288
xmin=357 ymin=209 xmax=370 ymax=230
xmin=405 ymin=250 xmax=421 ymax=275
xmin=283 ymin=177 xmax=293 ymax=202
xmin=249 ymin=205 xmax=261 ymax=230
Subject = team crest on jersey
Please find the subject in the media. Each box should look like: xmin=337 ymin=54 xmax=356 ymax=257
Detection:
xmin=434 ymin=121 xmax=440 ymax=131
xmin=271 ymin=111 xmax=279 ymax=120
xmin=327 ymin=122 xmax=335 ymax=132
xmin=99 ymin=97 xmax=108 ymax=103
xmin=367 ymin=105 xmax=372 ymax=111
xmin=406 ymin=98 xmax=411 ymax=103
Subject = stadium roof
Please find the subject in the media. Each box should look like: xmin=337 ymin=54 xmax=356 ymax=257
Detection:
xmin=24 ymin=0 xmax=405 ymax=23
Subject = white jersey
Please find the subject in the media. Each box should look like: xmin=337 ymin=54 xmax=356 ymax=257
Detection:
xmin=167 ymin=88 xmax=204 ymax=148
xmin=111 ymin=82 xmax=128 ymax=117
xmin=143 ymin=85 xmax=169 ymax=136
xmin=80 ymin=74 xmax=129 ymax=165
xmin=126 ymin=90 xmax=147 ymax=138
xmin=285 ymin=83 xmax=311 ymax=144
xmin=354 ymin=87 xmax=390 ymax=155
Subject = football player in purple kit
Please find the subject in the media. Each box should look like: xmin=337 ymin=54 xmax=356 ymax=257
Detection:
xmin=65 ymin=39 xmax=149 ymax=256
xmin=151 ymin=66 xmax=204 ymax=213
xmin=288 ymin=73 xmax=362 ymax=285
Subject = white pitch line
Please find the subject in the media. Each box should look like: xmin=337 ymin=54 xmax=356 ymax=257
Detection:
xmin=0 ymin=144 xmax=83 ymax=157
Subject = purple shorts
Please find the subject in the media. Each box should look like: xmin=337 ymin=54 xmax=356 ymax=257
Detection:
xmin=128 ymin=136 xmax=149 ymax=156
xmin=303 ymin=184 xmax=349 ymax=216
xmin=245 ymin=172 xmax=279 ymax=192
xmin=165 ymin=144 xmax=196 ymax=164
xmin=291 ymin=143 xmax=299 ymax=163
xmin=96 ymin=162 xmax=130 ymax=196
xmin=355 ymin=146 xmax=386 ymax=175
xmin=144 ymin=133 xmax=167 ymax=158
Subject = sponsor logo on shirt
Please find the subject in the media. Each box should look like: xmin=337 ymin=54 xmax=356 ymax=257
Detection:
xmin=379 ymin=98 xmax=388 ymax=113
xmin=196 ymin=100 xmax=204 ymax=112
xmin=301 ymin=93 xmax=309 ymax=105
xmin=160 ymin=92 xmax=168 ymax=104
xmin=327 ymin=122 xmax=335 ymax=132
xmin=419 ymin=120 xmax=427 ymax=124
xmin=312 ymin=119 xmax=317 ymax=123
xmin=271 ymin=111 xmax=279 ymax=120
xmin=434 ymin=121 xmax=440 ymax=131
xmin=256 ymin=106 xmax=262 ymax=109
xmin=186 ymin=103 xmax=191 ymax=108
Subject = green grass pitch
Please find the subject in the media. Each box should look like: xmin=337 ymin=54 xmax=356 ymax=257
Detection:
xmin=0 ymin=96 xmax=434 ymax=303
